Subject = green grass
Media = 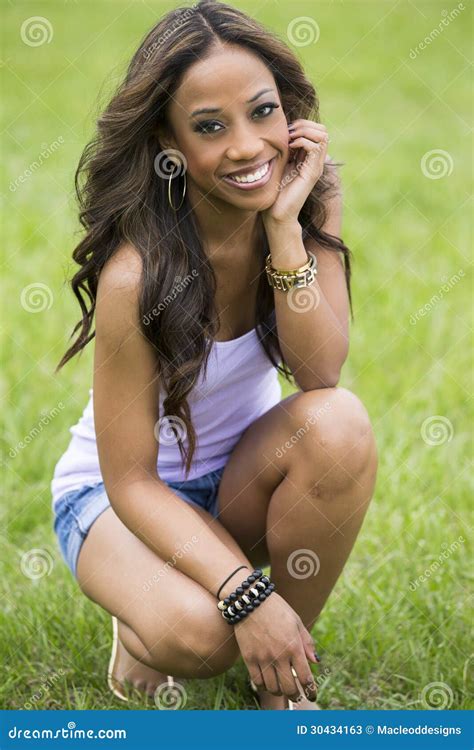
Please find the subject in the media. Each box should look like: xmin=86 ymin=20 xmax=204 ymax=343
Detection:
xmin=1 ymin=0 xmax=472 ymax=711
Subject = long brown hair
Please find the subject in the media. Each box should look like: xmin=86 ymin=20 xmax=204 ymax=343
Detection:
xmin=55 ymin=0 xmax=353 ymax=478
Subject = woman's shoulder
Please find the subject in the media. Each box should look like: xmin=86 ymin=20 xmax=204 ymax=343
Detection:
xmin=96 ymin=242 xmax=144 ymax=342
xmin=99 ymin=242 xmax=143 ymax=293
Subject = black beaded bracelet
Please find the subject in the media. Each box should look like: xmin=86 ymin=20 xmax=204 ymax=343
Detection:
xmin=216 ymin=568 xmax=276 ymax=625
xmin=216 ymin=565 xmax=249 ymax=600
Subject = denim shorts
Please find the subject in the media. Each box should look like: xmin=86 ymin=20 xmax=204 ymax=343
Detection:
xmin=52 ymin=465 xmax=225 ymax=579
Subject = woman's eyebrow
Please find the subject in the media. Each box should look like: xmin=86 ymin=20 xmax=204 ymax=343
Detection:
xmin=189 ymin=87 xmax=276 ymax=118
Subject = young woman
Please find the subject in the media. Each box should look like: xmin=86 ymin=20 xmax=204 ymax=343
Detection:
xmin=51 ymin=0 xmax=378 ymax=710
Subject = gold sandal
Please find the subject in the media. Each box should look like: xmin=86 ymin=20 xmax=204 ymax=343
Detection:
xmin=249 ymin=666 xmax=321 ymax=710
xmin=107 ymin=615 xmax=175 ymax=702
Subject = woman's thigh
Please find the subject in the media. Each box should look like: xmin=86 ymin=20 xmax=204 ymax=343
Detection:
xmin=75 ymin=500 xmax=245 ymax=677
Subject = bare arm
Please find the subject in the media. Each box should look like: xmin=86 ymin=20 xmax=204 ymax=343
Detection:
xmin=263 ymin=158 xmax=350 ymax=390
xmin=93 ymin=244 xmax=251 ymax=598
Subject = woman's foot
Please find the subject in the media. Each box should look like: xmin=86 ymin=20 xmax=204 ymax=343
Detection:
xmin=113 ymin=634 xmax=171 ymax=697
xmin=107 ymin=616 xmax=172 ymax=701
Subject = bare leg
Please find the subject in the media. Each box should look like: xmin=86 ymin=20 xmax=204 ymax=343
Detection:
xmin=215 ymin=386 xmax=378 ymax=708
xmin=266 ymin=393 xmax=378 ymax=631
xmin=75 ymin=499 xmax=253 ymax=699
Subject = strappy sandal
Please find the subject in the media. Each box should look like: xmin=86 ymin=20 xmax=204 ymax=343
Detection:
xmin=249 ymin=666 xmax=321 ymax=710
xmin=107 ymin=615 xmax=175 ymax=702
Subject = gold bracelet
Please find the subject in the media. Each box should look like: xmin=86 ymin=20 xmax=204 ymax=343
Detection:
xmin=270 ymin=254 xmax=312 ymax=275
xmin=265 ymin=251 xmax=318 ymax=291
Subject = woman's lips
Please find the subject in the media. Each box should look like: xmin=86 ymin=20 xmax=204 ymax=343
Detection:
xmin=221 ymin=157 xmax=276 ymax=191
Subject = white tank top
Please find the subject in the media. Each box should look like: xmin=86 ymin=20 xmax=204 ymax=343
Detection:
xmin=50 ymin=327 xmax=282 ymax=507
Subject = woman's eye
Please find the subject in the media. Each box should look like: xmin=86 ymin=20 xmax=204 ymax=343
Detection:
xmin=194 ymin=102 xmax=280 ymax=135
xmin=194 ymin=120 xmax=223 ymax=134
xmin=252 ymin=102 xmax=280 ymax=119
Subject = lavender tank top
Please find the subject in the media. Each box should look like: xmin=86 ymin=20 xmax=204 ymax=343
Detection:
xmin=50 ymin=327 xmax=282 ymax=506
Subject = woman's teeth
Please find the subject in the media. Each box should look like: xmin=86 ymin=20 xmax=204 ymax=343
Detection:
xmin=227 ymin=161 xmax=270 ymax=183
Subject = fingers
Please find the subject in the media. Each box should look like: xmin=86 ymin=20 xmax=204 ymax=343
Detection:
xmin=288 ymin=120 xmax=329 ymax=141
xmin=291 ymin=651 xmax=318 ymax=702
xmin=288 ymin=119 xmax=328 ymax=151
xmin=299 ymin=623 xmax=318 ymax=664
xmin=260 ymin=663 xmax=282 ymax=696
xmin=288 ymin=135 xmax=328 ymax=177
xmin=274 ymin=661 xmax=302 ymax=702
xmin=269 ymin=653 xmax=317 ymax=702
xmin=287 ymin=120 xmax=329 ymax=173
xmin=265 ymin=628 xmax=318 ymax=701
xmin=248 ymin=662 xmax=283 ymax=697
xmin=247 ymin=661 xmax=264 ymax=692
xmin=289 ymin=135 xmax=328 ymax=154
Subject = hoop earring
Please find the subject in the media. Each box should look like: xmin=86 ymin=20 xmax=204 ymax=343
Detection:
xmin=168 ymin=164 xmax=187 ymax=211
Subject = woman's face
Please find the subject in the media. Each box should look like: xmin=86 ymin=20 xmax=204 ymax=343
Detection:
xmin=162 ymin=44 xmax=290 ymax=211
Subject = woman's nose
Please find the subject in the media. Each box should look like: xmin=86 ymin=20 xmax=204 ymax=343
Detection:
xmin=225 ymin=125 xmax=265 ymax=163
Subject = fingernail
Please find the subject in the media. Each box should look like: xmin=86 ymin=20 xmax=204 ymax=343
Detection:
xmin=305 ymin=683 xmax=318 ymax=702
xmin=288 ymin=126 xmax=295 ymax=132
xmin=314 ymin=651 xmax=321 ymax=663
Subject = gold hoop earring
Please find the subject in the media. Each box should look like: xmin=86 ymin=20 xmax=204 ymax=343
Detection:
xmin=168 ymin=163 xmax=187 ymax=211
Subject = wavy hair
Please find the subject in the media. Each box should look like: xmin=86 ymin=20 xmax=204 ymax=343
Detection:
xmin=55 ymin=0 xmax=353 ymax=478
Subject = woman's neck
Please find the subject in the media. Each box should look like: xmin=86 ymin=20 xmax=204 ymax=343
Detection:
xmin=188 ymin=184 xmax=263 ymax=268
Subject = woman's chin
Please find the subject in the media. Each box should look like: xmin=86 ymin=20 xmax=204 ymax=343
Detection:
xmin=216 ymin=187 xmax=280 ymax=212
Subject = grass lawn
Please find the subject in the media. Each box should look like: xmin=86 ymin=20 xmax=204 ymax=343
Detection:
xmin=1 ymin=1 xmax=472 ymax=710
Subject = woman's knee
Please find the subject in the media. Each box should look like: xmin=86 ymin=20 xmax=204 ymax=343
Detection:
xmin=140 ymin=605 xmax=241 ymax=678
xmin=286 ymin=386 xmax=378 ymax=492
xmin=191 ymin=619 xmax=241 ymax=677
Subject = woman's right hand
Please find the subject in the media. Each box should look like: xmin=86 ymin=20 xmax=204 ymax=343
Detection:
xmin=232 ymin=592 xmax=318 ymax=702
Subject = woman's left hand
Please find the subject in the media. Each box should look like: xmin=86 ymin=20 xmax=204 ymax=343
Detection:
xmin=262 ymin=120 xmax=329 ymax=225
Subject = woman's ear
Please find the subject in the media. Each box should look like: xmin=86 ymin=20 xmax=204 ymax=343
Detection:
xmin=154 ymin=123 xmax=177 ymax=153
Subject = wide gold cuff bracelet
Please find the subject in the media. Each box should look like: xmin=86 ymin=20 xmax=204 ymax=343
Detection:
xmin=265 ymin=251 xmax=318 ymax=291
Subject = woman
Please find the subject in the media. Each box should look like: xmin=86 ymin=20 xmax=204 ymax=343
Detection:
xmin=51 ymin=0 xmax=378 ymax=710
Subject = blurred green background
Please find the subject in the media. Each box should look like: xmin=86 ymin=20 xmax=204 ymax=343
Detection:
xmin=1 ymin=0 xmax=472 ymax=710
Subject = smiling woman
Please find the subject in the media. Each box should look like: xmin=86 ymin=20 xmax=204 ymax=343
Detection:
xmin=49 ymin=0 xmax=377 ymax=712
xmin=157 ymin=49 xmax=288 ymax=209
